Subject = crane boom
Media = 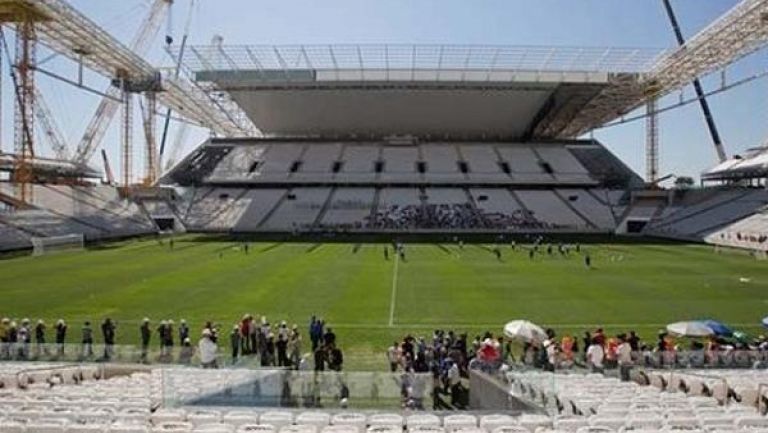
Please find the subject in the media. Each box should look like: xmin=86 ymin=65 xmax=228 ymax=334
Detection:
xmin=34 ymin=88 xmax=69 ymax=160
xmin=73 ymin=0 xmax=172 ymax=165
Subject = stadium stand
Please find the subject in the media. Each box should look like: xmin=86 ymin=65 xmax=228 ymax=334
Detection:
xmin=159 ymin=138 xmax=638 ymax=235
xmin=505 ymin=370 xmax=768 ymax=431
xmin=260 ymin=188 xmax=333 ymax=231
xmin=645 ymin=189 xmax=768 ymax=241
xmin=0 ymin=183 xmax=157 ymax=251
xmin=705 ymin=210 xmax=768 ymax=250
xmin=2 ymin=361 xmax=768 ymax=432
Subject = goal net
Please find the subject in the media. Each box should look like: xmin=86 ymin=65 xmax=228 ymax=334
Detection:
xmin=31 ymin=234 xmax=85 ymax=256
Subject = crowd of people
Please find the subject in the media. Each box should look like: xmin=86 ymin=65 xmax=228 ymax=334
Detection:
xmin=363 ymin=201 xmax=572 ymax=231
xmin=0 ymin=314 xmax=343 ymax=371
xmin=386 ymin=329 xmax=508 ymax=408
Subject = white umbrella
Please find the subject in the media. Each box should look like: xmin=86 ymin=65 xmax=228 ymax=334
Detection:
xmin=666 ymin=321 xmax=714 ymax=337
xmin=503 ymin=320 xmax=548 ymax=342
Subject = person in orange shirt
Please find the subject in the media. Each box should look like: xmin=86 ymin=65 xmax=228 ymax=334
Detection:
xmin=605 ymin=336 xmax=619 ymax=369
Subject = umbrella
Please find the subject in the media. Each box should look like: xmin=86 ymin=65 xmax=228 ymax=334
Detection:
xmin=699 ymin=319 xmax=733 ymax=337
xmin=667 ymin=321 xmax=714 ymax=337
xmin=762 ymin=316 xmax=768 ymax=328
xmin=503 ymin=320 xmax=547 ymax=342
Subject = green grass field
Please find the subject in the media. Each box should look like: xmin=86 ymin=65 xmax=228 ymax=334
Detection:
xmin=1 ymin=236 xmax=767 ymax=369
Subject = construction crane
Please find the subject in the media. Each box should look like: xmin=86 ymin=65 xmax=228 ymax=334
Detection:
xmin=661 ymin=0 xmax=727 ymax=163
xmin=73 ymin=0 xmax=173 ymax=167
xmin=34 ymin=88 xmax=68 ymax=160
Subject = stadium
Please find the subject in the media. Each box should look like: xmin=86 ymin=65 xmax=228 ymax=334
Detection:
xmin=2 ymin=0 xmax=768 ymax=431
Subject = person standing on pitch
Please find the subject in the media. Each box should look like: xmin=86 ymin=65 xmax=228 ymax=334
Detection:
xmin=156 ymin=320 xmax=167 ymax=357
xmin=82 ymin=321 xmax=93 ymax=358
xmin=140 ymin=318 xmax=151 ymax=362
xmin=199 ymin=329 xmax=218 ymax=369
xmin=166 ymin=320 xmax=175 ymax=357
xmin=584 ymin=253 xmax=592 ymax=269
xmin=34 ymin=320 xmax=47 ymax=357
xmin=101 ymin=318 xmax=116 ymax=360
xmin=179 ymin=319 xmax=189 ymax=345
xmin=230 ymin=325 xmax=240 ymax=363
xmin=54 ymin=319 xmax=67 ymax=356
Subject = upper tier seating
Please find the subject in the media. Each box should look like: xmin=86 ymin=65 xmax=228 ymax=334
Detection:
xmin=337 ymin=145 xmax=380 ymax=182
xmin=421 ymin=144 xmax=463 ymax=181
xmin=459 ymin=145 xmax=507 ymax=182
xmin=164 ymin=140 xmax=608 ymax=187
xmin=495 ymin=147 xmax=551 ymax=183
xmin=293 ymin=144 xmax=344 ymax=182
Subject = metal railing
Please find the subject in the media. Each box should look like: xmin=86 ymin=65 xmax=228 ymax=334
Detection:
xmin=172 ymin=44 xmax=666 ymax=76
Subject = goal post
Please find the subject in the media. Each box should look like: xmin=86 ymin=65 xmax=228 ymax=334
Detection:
xmin=31 ymin=234 xmax=85 ymax=256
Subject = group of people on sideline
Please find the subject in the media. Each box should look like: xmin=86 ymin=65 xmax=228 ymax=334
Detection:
xmin=0 ymin=315 xmax=342 ymax=371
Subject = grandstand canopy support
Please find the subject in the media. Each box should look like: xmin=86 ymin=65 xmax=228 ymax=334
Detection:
xmin=645 ymin=97 xmax=659 ymax=183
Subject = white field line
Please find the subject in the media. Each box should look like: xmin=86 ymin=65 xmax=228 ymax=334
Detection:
xmin=388 ymin=253 xmax=399 ymax=327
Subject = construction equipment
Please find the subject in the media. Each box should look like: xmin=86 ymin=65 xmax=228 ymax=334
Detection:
xmin=74 ymin=0 xmax=172 ymax=169
xmin=661 ymin=0 xmax=727 ymax=163
xmin=101 ymin=148 xmax=115 ymax=185
xmin=34 ymin=88 xmax=68 ymax=160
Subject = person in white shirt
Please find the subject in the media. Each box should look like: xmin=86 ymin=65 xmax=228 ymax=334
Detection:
xmin=447 ymin=361 xmax=461 ymax=407
xmin=617 ymin=334 xmax=633 ymax=381
xmin=586 ymin=339 xmax=604 ymax=373
xmin=387 ymin=342 xmax=399 ymax=372
xmin=199 ymin=329 xmax=218 ymax=369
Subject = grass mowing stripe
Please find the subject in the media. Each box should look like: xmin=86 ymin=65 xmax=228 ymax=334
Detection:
xmin=388 ymin=252 xmax=399 ymax=327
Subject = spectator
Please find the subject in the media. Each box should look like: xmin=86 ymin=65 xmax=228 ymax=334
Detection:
xmin=586 ymin=338 xmax=605 ymax=373
xmin=54 ymin=319 xmax=66 ymax=356
xmin=199 ymin=329 xmax=218 ymax=368
xmin=18 ymin=319 xmax=30 ymax=359
xmin=179 ymin=319 xmax=189 ymax=345
xmin=34 ymin=320 xmax=46 ymax=356
xmin=179 ymin=337 xmax=194 ymax=364
xmin=140 ymin=318 xmax=151 ymax=362
xmin=101 ymin=318 xmax=116 ymax=360
xmin=329 ymin=344 xmax=344 ymax=371
xmin=324 ymin=327 xmax=336 ymax=347
xmin=0 ymin=318 xmax=9 ymax=359
xmin=230 ymin=325 xmax=240 ymax=362
xmin=82 ymin=321 xmax=93 ymax=357
xmin=276 ymin=331 xmax=288 ymax=367
xmin=617 ymin=334 xmax=633 ymax=381
xmin=288 ymin=325 xmax=302 ymax=368
xmin=447 ymin=360 xmax=461 ymax=407
xmin=387 ymin=341 xmax=399 ymax=372
xmin=165 ymin=320 xmax=175 ymax=355
xmin=314 ymin=344 xmax=326 ymax=371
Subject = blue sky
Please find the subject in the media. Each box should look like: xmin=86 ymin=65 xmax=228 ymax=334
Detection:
xmin=19 ymin=0 xmax=768 ymax=182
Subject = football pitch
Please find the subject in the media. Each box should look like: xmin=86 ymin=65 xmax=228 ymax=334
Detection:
xmin=1 ymin=236 xmax=767 ymax=370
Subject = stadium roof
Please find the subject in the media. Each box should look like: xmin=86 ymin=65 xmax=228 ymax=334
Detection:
xmin=175 ymin=44 xmax=665 ymax=140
